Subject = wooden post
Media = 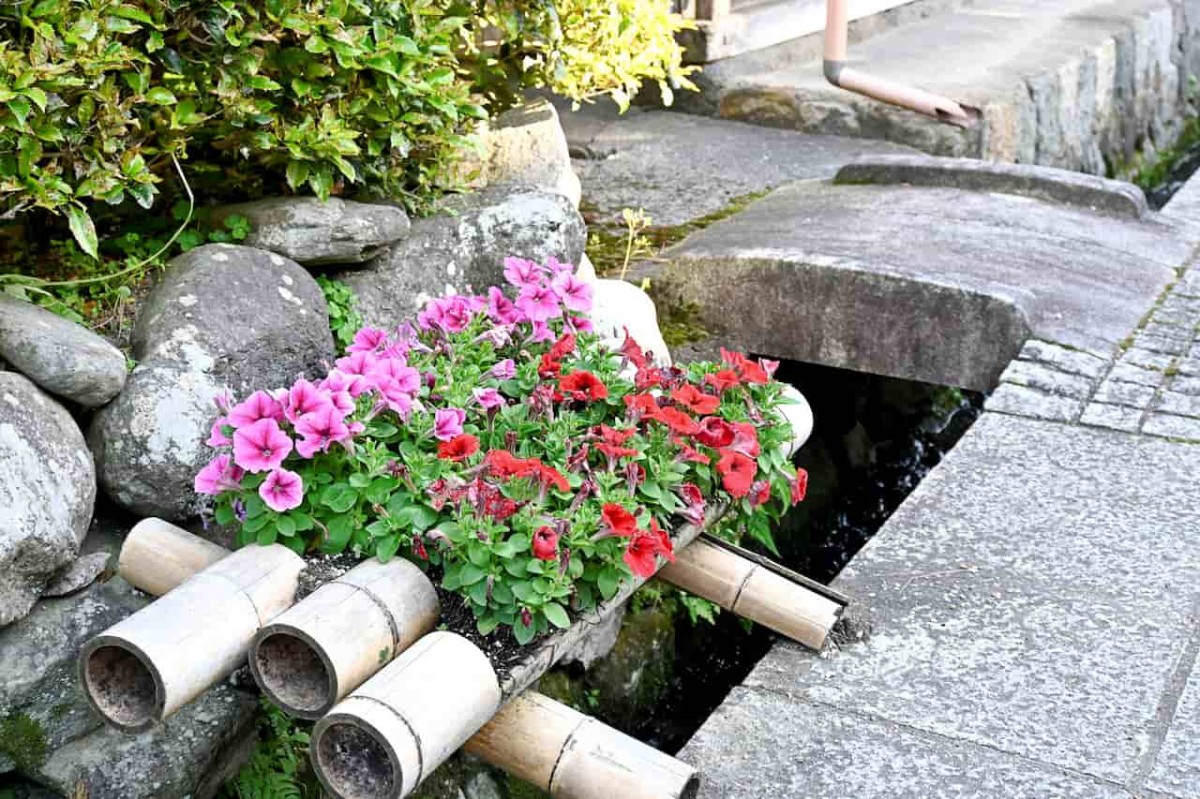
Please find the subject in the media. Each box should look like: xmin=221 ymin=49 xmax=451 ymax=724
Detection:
xmin=80 ymin=543 xmax=303 ymax=731
xmin=658 ymin=538 xmax=843 ymax=650
xmin=465 ymin=691 xmax=699 ymax=799
xmin=311 ymin=632 xmax=502 ymax=799
xmin=117 ymin=517 xmax=228 ymax=596
xmin=250 ymin=558 xmax=440 ymax=719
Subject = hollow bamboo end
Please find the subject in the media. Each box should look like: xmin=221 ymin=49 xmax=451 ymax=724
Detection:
xmin=251 ymin=626 xmax=338 ymax=719
xmin=313 ymin=713 xmax=405 ymax=799
xmin=79 ymin=636 xmax=164 ymax=732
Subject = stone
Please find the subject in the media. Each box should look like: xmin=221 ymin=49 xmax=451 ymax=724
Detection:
xmin=1121 ymin=348 xmax=1175 ymax=371
xmin=835 ymin=154 xmax=1149 ymax=218
xmin=0 ymin=372 xmax=96 ymax=626
xmin=1092 ymin=378 xmax=1157 ymax=408
xmin=337 ymin=188 xmax=586 ymax=330
xmin=213 ymin=197 xmax=410 ymax=266
xmin=1080 ymin=402 xmax=1142 ymax=433
xmin=997 ymin=360 xmax=1094 ymax=399
xmin=90 ymin=244 xmax=334 ymax=520
xmin=487 ymin=100 xmax=581 ymax=207
xmin=37 ymin=681 xmax=257 ymax=799
xmin=1109 ymin=361 xmax=1165 ymax=386
xmin=985 ymin=383 xmax=1082 ymax=422
xmin=646 ymin=174 xmax=1194 ymax=392
xmin=0 ymin=294 xmax=127 ymax=407
xmin=39 ymin=552 xmax=110 ymax=598
xmin=686 ymin=413 xmax=1200 ymax=795
xmin=590 ymin=279 xmax=671 ymax=367
xmin=0 ymin=578 xmax=146 ymax=774
xmin=1143 ymin=412 xmax=1200 ymax=441
xmin=1155 ymin=391 xmax=1200 ymax=418
xmin=1017 ymin=339 xmax=1110 ymax=379
xmin=1147 ymin=669 xmax=1200 ymax=797
xmin=682 ymin=687 xmax=1132 ymax=799
xmin=558 ymin=603 xmax=626 ymax=670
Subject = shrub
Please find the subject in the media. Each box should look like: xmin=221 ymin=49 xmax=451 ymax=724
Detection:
xmin=0 ymin=0 xmax=692 ymax=257
xmin=195 ymin=257 xmax=808 ymax=643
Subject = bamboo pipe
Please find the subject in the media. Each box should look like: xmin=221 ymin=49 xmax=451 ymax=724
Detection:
xmin=465 ymin=691 xmax=700 ymax=799
xmin=118 ymin=517 xmax=228 ymax=596
xmin=80 ymin=539 xmax=303 ymax=731
xmin=250 ymin=558 xmax=440 ymax=719
xmin=823 ymin=0 xmax=980 ymax=128
xmin=311 ymin=632 xmax=502 ymax=799
xmin=657 ymin=538 xmax=842 ymax=650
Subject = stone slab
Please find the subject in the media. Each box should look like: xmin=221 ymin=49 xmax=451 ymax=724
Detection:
xmin=682 ymin=687 xmax=1133 ymax=799
xmin=684 ymin=413 xmax=1200 ymax=794
xmin=554 ymin=102 xmax=916 ymax=227
xmin=648 ymin=176 xmax=1193 ymax=390
xmin=1147 ymin=664 xmax=1200 ymax=798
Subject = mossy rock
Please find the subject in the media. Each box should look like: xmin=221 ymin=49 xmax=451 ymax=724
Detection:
xmin=0 ymin=714 xmax=47 ymax=773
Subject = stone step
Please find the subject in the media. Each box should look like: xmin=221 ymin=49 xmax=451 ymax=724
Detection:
xmin=675 ymin=0 xmax=1198 ymax=175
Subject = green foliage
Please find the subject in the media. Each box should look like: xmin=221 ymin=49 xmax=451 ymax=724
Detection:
xmin=0 ymin=205 xmax=249 ymax=332
xmin=0 ymin=0 xmax=693 ymax=256
xmin=0 ymin=713 xmax=47 ymax=772
xmin=222 ymin=699 xmax=317 ymax=799
xmin=316 ymin=276 xmax=364 ymax=351
xmin=630 ymin=580 xmax=719 ymax=626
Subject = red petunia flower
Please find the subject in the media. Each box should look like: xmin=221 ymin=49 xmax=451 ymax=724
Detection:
xmin=532 ymin=526 xmax=558 ymax=561
xmin=600 ymin=503 xmax=639 ymax=537
xmin=599 ymin=425 xmax=636 ymax=446
xmin=437 ymin=434 xmax=479 ymax=462
xmin=678 ymin=483 xmax=706 ymax=525
xmin=621 ymin=327 xmax=649 ymax=370
xmin=749 ymin=480 xmax=771 ymax=507
xmin=720 ymin=348 xmax=770 ymax=384
xmin=549 ymin=333 xmax=577 ymax=361
xmin=625 ymin=393 xmax=661 ymax=421
xmin=652 ymin=407 xmax=701 ymax=435
xmin=675 ymin=441 xmax=711 ymax=465
xmin=694 ymin=417 xmax=735 ymax=448
xmin=729 ymin=422 xmax=760 ymax=458
xmin=538 ymin=352 xmax=562 ymax=379
xmin=704 ymin=369 xmax=741 ymax=393
xmin=623 ymin=519 xmax=675 ymax=579
xmin=791 ymin=468 xmax=809 ymax=504
xmin=716 ymin=450 xmax=757 ymax=498
xmin=559 ymin=371 xmax=609 ymax=402
xmin=531 ymin=461 xmax=571 ymax=494
xmin=597 ymin=442 xmax=640 ymax=468
xmin=635 ymin=367 xmax=665 ymax=391
xmin=485 ymin=449 xmax=537 ymax=479
xmin=412 ymin=537 xmax=429 ymax=561
xmin=671 ymin=384 xmax=720 ymax=415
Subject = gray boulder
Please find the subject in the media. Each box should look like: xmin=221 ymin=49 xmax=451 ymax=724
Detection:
xmin=214 ymin=196 xmax=411 ymax=265
xmin=0 ymin=294 xmax=127 ymax=407
xmin=90 ymin=244 xmax=335 ymax=520
xmin=487 ymin=100 xmax=582 ymax=207
xmin=0 ymin=372 xmax=96 ymax=626
xmin=336 ymin=187 xmax=586 ymax=329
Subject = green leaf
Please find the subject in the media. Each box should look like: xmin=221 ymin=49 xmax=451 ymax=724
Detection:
xmin=375 ymin=536 xmax=400 ymax=562
xmin=598 ymin=568 xmax=621 ymax=601
xmin=6 ymin=98 xmax=31 ymax=128
xmin=214 ymin=505 xmax=236 ymax=526
xmin=275 ymin=515 xmax=296 ymax=538
xmin=459 ymin=565 xmax=486 ymax=586
xmin=321 ymin=484 xmax=358 ymax=513
xmin=324 ymin=515 xmax=354 ymax=552
xmin=257 ymin=526 xmax=277 ymax=546
xmin=542 ymin=602 xmax=570 ymax=629
xmin=64 ymin=205 xmax=98 ymax=259
xmin=513 ymin=619 xmax=537 ymax=646
xmin=145 ymin=87 xmax=176 ymax=105
xmin=476 ymin=615 xmax=501 ymax=636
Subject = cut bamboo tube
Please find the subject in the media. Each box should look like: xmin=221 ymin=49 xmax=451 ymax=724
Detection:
xmin=80 ymin=542 xmax=303 ymax=731
xmin=465 ymin=691 xmax=700 ymax=799
xmin=658 ymin=538 xmax=842 ymax=650
xmin=311 ymin=632 xmax=502 ymax=799
xmin=250 ymin=558 xmax=440 ymax=719
xmin=118 ymin=517 xmax=228 ymax=596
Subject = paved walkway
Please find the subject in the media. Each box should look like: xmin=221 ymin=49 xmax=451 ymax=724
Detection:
xmin=676 ymin=182 xmax=1200 ymax=796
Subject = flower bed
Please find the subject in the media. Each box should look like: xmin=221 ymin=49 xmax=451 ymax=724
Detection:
xmin=194 ymin=258 xmax=807 ymax=648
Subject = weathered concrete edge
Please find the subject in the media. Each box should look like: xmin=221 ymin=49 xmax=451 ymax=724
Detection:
xmin=834 ymin=155 xmax=1149 ymax=219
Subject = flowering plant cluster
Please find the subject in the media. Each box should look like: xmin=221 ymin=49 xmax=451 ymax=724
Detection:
xmin=195 ymin=257 xmax=808 ymax=643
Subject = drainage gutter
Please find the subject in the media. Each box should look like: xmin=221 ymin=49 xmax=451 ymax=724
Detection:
xmin=823 ymin=0 xmax=980 ymax=128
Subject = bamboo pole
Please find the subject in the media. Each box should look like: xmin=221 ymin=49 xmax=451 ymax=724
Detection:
xmin=250 ymin=558 xmax=440 ymax=719
xmin=465 ymin=691 xmax=699 ymax=799
xmin=80 ymin=542 xmax=303 ymax=731
xmin=311 ymin=632 xmax=502 ymax=799
xmin=658 ymin=538 xmax=843 ymax=650
xmin=118 ymin=517 xmax=228 ymax=596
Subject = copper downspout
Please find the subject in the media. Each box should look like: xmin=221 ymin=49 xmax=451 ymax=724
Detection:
xmin=823 ymin=0 xmax=980 ymax=128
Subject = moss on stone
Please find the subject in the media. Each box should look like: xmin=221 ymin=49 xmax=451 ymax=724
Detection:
xmin=0 ymin=714 xmax=48 ymax=773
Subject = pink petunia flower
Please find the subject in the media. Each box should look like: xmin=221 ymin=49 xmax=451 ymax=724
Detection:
xmin=294 ymin=405 xmax=353 ymax=458
xmin=285 ymin=379 xmax=334 ymax=424
xmin=489 ymin=359 xmax=516 ymax=381
xmin=417 ymin=295 xmax=476 ymax=333
xmin=433 ymin=407 xmax=466 ymax=441
xmin=516 ymin=283 xmax=563 ymax=324
xmin=335 ymin=351 xmax=379 ymax=378
xmin=544 ymin=256 xmax=574 ymax=276
xmin=207 ymin=417 xmax=232 ymax=448
xmin=260 ymin=468 xmax=304 ymax=512
xmin=227 ymin=391 xmax=285 ymax=428
xmin=322 ymin=369 xmax=364 ymax=407
xmin=194 ymin=453 xmax=245 ymax=496
xmin=474 ymin=325 xmax=514 ymax=348
xmin=473 ymin=387 xmax=506 ymax=411
xmin=232 ymin=418 xmax=294 ymax=473
xmin=348 ymin=327 xmax=390 ymax=354
xmin=503 ymin=256 xmax=544 ymax=288
xmin=526 ymin=320 xmax=556 ymax=344
xmin=487 ymin=286 xmax=523 ymax=325
xmin=566 ymin=316 xmax=595 ymax=334
xmin=551 ymin=271 xmax=594 ymax=313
